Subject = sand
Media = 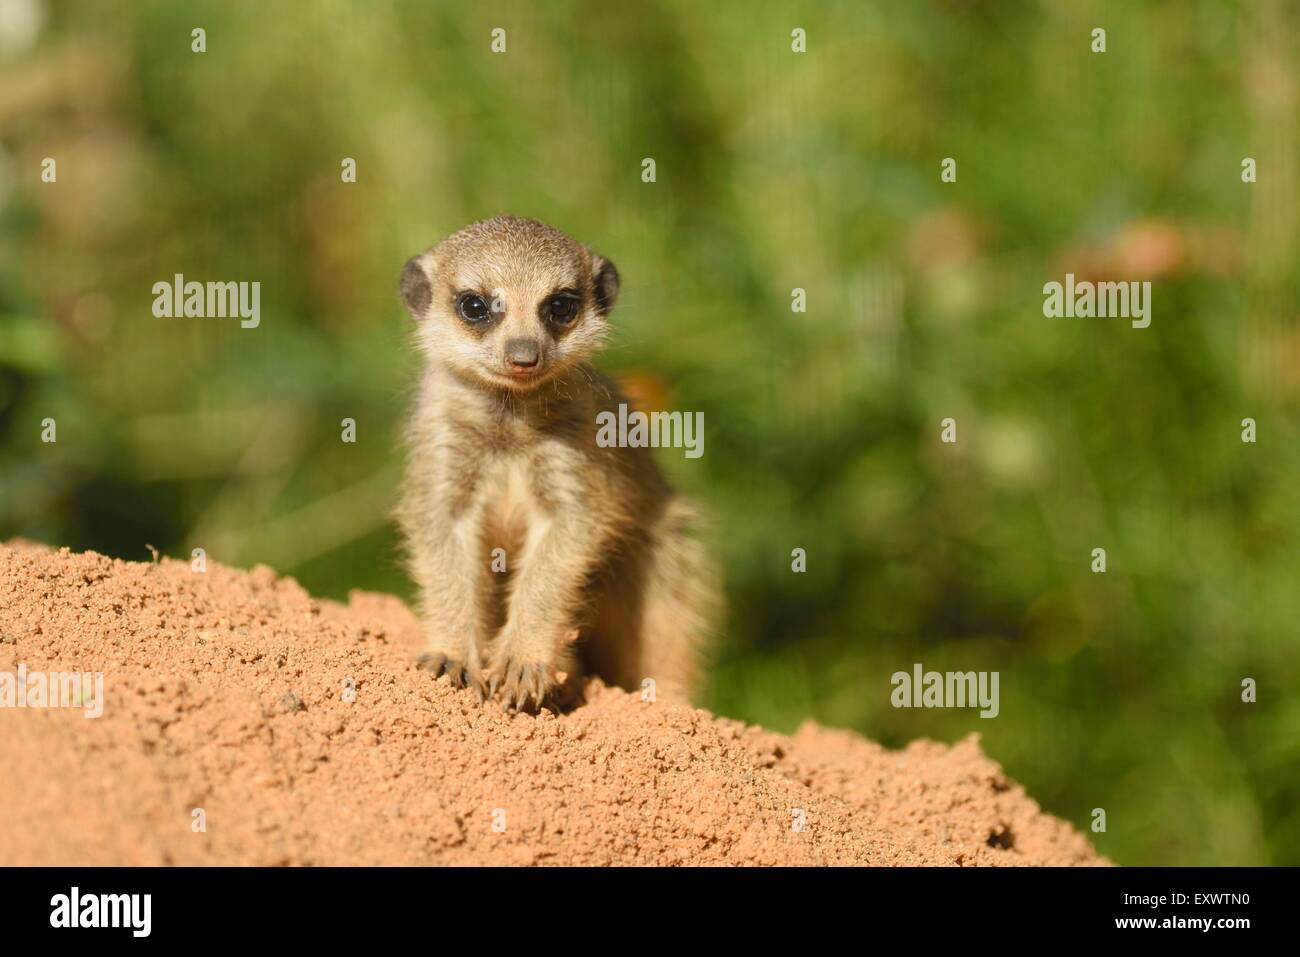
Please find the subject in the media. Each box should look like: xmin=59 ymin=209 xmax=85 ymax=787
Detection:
xmin=0 ymin=541 xmax=1102 ymax=866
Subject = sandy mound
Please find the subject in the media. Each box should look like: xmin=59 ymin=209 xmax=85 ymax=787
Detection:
xmin=0 ymin=542 xmax=1101 ymax=866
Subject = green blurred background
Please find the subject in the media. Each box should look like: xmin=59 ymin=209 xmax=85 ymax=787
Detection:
xmin=2 ymin=0 xmax=1297 ymax=865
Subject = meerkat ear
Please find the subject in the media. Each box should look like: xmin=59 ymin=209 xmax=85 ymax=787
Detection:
xmin=400 ymin=255 xmax=433 ymax=320
xmin=591 ymin=253 xmax=619 ymax=317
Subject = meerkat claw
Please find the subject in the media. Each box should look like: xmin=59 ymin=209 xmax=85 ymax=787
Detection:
xmin=417 ymin=653 xmax=484 ymax=697
xmin=419 ymin=654 xmax=444 ymax=676
xmin=509 ymin=662 xmax=552 ymax=713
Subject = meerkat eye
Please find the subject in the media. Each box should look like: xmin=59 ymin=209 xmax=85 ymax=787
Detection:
xmin=545 ymin=293 xmax=579 ymax=324
xmin=457 ymin=294 xmax=490 ymax=324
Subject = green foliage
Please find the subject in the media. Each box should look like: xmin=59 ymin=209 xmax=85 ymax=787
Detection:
xmin=1 ymin=0 xmax=1296 ymax=865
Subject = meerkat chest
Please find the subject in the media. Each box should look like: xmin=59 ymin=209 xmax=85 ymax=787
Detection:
xmin=478 ymin=437 xmax=591 ymax=542
xmin=480 ymin=456 xmax=537 ymax=548
xmin=433 ymin=410 xmax=588 ymax=537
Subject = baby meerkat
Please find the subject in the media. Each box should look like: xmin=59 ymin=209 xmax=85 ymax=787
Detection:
xmin=397 ymin=215 xmax=716 ymax=710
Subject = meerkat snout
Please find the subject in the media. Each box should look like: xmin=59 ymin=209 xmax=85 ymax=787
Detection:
xmin=504 ymin=337 xmax=540 ymax=370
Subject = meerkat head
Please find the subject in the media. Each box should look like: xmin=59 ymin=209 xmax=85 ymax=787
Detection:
xmin=399 ymin=215 xmax=620 ymax=392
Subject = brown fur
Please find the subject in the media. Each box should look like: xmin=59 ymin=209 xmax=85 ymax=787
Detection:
xmin=397 ymin=216 xmax=717 ymax=709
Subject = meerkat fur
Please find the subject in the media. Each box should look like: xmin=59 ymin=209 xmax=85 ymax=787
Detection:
xmin=397 ymin=215 xmax=717 ymax=710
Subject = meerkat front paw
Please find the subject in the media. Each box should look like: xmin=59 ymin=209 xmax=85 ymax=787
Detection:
xmin=486 ymin=650 xmax=557 ymax=712
xmin=416 ymin=651 xmax=486 ymax=702
xmin=486 ymin=629 xmax=580 ymax=711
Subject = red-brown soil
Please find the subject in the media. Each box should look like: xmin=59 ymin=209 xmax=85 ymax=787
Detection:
xmin=0 ymin=542 xmax=1102 ymax=866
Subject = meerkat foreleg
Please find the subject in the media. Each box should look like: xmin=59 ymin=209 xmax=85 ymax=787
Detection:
xmin=411 ymin=517 xmax=492 ymax=696
xmin=487 ymin=514 xmax=604 ymax=710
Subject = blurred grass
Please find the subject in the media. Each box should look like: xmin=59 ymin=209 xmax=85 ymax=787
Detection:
xmin=2 ymin=0 xmax=1298 ymax=865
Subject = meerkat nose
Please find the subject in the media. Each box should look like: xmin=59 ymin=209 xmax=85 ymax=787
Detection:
xmin=505 ymin=338 xmax=541 ymax=369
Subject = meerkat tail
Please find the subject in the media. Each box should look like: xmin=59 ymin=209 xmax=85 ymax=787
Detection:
xmin=635 ymin=498 xmax=720 ymax=703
